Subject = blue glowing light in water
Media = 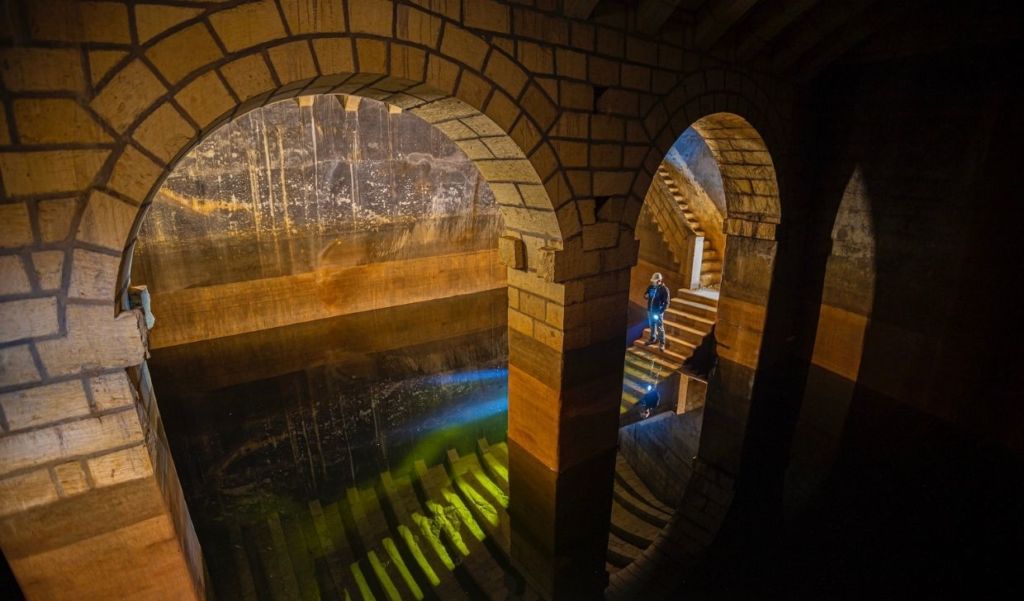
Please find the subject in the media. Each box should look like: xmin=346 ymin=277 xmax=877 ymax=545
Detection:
xmin=423 ymin=368 xmax=508 ymax=386
xmin=400 ymin=395 xmax=508 ymax=439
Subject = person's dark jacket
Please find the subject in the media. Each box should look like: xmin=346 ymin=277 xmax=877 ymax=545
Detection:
xmin=640 ymin=386 xmax=660 ymax=411
xmin=645 ymin=283 xmax=670 ymax=313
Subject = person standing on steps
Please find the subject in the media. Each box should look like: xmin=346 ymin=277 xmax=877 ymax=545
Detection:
xmin=644 ymin=272 xmax=670 ymax=351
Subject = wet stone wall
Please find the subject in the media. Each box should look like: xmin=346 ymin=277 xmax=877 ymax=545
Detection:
xmin=132 ymin=95 xmax=500 ymax=294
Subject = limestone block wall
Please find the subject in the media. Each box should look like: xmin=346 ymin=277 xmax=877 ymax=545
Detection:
xmin=788 ymin=51 xmax=1024 ymax=504
xmin=0 ymin=1 xmax=801 ymax=598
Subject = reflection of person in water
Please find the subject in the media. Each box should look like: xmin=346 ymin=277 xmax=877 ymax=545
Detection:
xmin=639 ymin=383 xmax=660 ymax=419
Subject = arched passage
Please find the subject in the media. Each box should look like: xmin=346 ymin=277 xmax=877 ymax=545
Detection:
xmin=608 ymin=109 xmax=783 ymax=598
xmin=112 ymin=80 xmax=564 ymax=600
xmin=0 ymin=22 xmax=595 ymax=598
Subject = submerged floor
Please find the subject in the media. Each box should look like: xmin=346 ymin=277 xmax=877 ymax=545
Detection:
xmin=143 ymin=285 xmax=706 ymax=599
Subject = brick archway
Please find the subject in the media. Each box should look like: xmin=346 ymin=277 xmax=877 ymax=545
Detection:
xmin=608 ymin=94 xmax=787 ymax=597
xmin=0 ymin=7 xmax=579 ymax=598
xmin=0 ymin=4 xmax=803 ymax=598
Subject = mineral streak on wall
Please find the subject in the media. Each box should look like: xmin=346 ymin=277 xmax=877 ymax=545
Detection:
xmin=132 ymin=95 xmax=505 ymax=347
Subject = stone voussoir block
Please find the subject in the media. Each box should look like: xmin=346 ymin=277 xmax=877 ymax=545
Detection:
xmin=208 ymin=0 xmax=287 ymax=53
xmin=280 ymin=0 xmax=346 ymax=34
xmin=0 ymin=256 xmax=31 ymax=295
xmin=175 ymin=71 xmax=236 ymax=131
xmin=0 ymin=203 xmax=34 ymax=248
xmin=146 ymin=23 xmax=222 ymax=85
xmin=76 ymin=190 xmax=139 ymax=252
xmin=91 ymin=60 xmax=166 ymax=133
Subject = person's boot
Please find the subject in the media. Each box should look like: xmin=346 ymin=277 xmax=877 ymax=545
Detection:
xmin=644 ymin=337 xmax=657 ymax=346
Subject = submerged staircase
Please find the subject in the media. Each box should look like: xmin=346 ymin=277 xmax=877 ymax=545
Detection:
xmin=205 ymin=438 xmax=673 ymax=600
xmin=620 ymin=289 xmax=719 ymax=415
xmin=656 ymin=165 xmax=722 ymax=288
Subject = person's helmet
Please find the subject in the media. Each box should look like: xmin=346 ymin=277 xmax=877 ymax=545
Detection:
xmin=651 ymin=272 xmax=663 ymax=283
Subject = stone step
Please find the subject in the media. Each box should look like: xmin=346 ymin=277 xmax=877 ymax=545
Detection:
xmin=701 ymin=258 xmax=723 ymax=272
xmin=333 ymin=499 xmax=392 ymax=601
xmin=278 ymin=513 xmax=323 ymax=601
xmin=622 ymin=375 xmax=650 ymax=398
xmin=675 ymin=288 xmax=719 ymax=309
xmin=446 ymin=448 xmax=510 ymax=551
xmin=293 ymin=509 xmax=344 ymax=600
xmin=612 ymin=483 xmax=670 ymax=529
xmin=253 ymin=514 xmax=304 ymax=601
xmin=310 ymin=499 xmax=358 ymax=595
xmin=622 ymin=357 xmax=674 ymax=382
xmin=414 ymin=461 xmax=507 ymax=599
xmin=228 ymin=524 xmax=259 ymax=601
xmin=625 ymin=346 xmax=678 ymax=374
xmin=670 ymin=298 xmax=718 ymax=320
xmin=661 ymin=321 xmax=708 ymax=345
xmin=241 ymin=523 xmax=280 ymax=600
xmin=700 ymin=272 xmax=722 ymax=287
xmin=609 ymin=498 xmax=660 ymax=549
xmin=606 ymin=531 xmax=642 ymax=568
xmin=664 ymin=307 xmax=715 ymax=332
xmin=621 ymin=388 xmax=642 ymax=414
xmin=379 ymin=472 xmax=468 ymax=600
xmin=632 ymin=338 xmax=692 ymax=364
xmin=615 ymin=454 xmax=674 ymax=515
xmin=622 ymin=362 xmax=668 ymax=388
xmin=640 ymin=329 xmax=698 ymax=356
xmin=347 ymin=486 xmax=422 ymax=601
xmin=477 ymin=438 xmax=509 ymax=495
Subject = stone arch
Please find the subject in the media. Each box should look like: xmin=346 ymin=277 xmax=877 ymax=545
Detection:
xmin=608 ymin=98 xmax=786 ymax=597
xmin=108 ymin=72 xmax=562 ymax=310
xmin=98 ymin=34 xmax=567 ymax=597
xmin=88 ymin=26 xmax=572 ymax=308
xmin=784 ymin=165 xmax=874 ymax=516
xmin=0 ymin=6 xmax=580 ymax=597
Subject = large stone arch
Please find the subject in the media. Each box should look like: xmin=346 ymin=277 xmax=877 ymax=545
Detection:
xmin=606 ymin=81 xmax=788 ymax=598
xmin=0 ymin=4 xmax=595 ymax=598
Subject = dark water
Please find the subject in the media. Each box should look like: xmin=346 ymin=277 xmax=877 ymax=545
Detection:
xmin=149 ymin=292 xmax=508 ymax=524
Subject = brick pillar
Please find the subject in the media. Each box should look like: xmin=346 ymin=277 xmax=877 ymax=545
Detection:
xmin=0 ymin=311 xmax=203 ymax=600
xmin=504 ymin=246 xmax=634 ymax=599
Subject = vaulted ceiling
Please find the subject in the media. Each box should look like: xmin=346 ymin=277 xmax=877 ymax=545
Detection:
xmin=567 ymin=0 xmax=1024 ymax=79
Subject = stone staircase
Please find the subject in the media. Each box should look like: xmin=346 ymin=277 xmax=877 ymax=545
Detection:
xmin=656 ymin=165 xmax=723 ymax=288
xmin=204 ymin=437 xmax=673 ymax=600
xmin=620 ymin=289 xmax=719 ymax=415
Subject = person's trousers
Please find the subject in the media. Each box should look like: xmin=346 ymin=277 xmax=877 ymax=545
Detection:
xmin=647 ymin=310 xmax=666 ymax=343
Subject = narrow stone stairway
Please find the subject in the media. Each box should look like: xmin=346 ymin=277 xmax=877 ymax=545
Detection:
xmin=656 ymin=165 xmax=723 ymax=288
xmin=620 ymin=289 xmax=718 ymax=415
xmin=205 ymin=437 xmax=672 ymax=599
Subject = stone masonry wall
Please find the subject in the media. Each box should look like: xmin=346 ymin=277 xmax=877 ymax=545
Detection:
xmin=0 ymin=1 xmax=799 ymax=598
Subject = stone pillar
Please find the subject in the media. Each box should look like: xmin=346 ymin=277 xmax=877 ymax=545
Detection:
xmin=0 ymin=310 xmax=203 ymax=600
xmin=700 ymin=228 xmax=777 ymax=474
xmin=504 ymin=241 xmax=634 ymax=599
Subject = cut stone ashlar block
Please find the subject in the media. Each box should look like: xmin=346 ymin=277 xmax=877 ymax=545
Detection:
xmin=499 ymin=235 xmax=527 ymax=270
